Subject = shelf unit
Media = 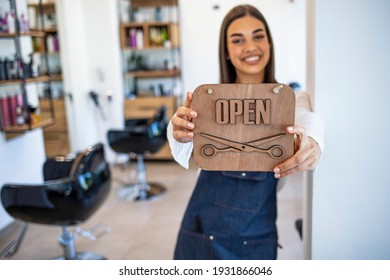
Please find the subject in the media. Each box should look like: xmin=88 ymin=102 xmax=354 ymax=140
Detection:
xmin=27 ymin=0 xmax=69 ymax=157
xmin=119 ymin=0 xmax=181 ymax=160
xmin=0 ymin=0 xmax=56 ymax=138
xmin=125 ymin=68 xmax=179 ymax=78
xmin=27 ymin=0 xmax=62 ymax=78
xmin=120 ymin=21 xmax=179 ymax=50
xmin=0 ymin=30 xmax=43 ymax=37
xmin=0 ymin=74 xmax=60 ymax=85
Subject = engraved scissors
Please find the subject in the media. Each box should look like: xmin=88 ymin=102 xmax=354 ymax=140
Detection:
xmin=200 ymin=132 xmax=286 ymax=159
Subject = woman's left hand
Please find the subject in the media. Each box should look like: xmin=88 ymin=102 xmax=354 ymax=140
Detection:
xmin=273 ymin=125 xmax=322 ymax=179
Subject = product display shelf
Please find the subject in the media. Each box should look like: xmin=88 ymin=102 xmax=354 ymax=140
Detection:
xmin=4 ymin=118 xmax=54 ymax=137
xmin=27 ymin=1 xmax=55 ymax=11
xmin=125 ymin=69 xmax=180 ymax=78
xmin=131 ymin=0 xmax=178 ymax=8
xmin=119 ymin=0 xmax=182 ymax=160
xmin=0 ymin=32 xmax=16 ymax=37
xmin=27 ymin=0 xmax=68 ymax=156
xmin=0 ymin=0 xmax=56 ymax=136
xmin=120 ymin=21 xmax=179 ymax=49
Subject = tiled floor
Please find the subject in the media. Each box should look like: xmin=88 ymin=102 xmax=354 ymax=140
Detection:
xmin=4 ymin=158 xmax=304 ymax=260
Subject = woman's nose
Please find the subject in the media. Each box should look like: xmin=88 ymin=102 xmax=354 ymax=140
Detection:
xmin=243 ymin=40 xmax=258 ymax=52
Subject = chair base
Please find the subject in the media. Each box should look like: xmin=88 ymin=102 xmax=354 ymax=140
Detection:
xmin=53 ymin=252 xmax=107 ymax=260
xmin=56 ymin=224 xmax=110 ymax=260
xmin=117 ymin=182 xmax=166 ymax=201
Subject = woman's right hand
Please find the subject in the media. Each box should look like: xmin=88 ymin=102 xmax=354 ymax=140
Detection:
xmin=171 ymin=92 xmax=197 ymax=143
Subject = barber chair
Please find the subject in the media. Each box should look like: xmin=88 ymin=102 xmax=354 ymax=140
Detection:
xmin=107 ymin=105 xmax=168 ymax=201
xmin=0 ymin=143 xmax=111 ymax=260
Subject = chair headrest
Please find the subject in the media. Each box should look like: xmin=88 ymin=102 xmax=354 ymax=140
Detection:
xmin=70 ymin=143 xmax=105 ymax=177
xmin=148 ymin=105 xmax=167 ymax=124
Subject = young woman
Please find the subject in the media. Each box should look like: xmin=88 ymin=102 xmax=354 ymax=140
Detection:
xmin=167 ymin=5 xmax=324 ymax=260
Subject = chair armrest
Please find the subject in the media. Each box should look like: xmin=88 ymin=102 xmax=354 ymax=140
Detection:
xmin=1 ymin=177 xmax=75 ymax=210
xmin=2 ymin=184 xmax=54 ymax=209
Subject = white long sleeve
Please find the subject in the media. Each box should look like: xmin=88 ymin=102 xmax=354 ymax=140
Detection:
xmin=167 ymin=118 xmax=193 ymax=169
xmin=294 ymin=91 xmax=325 ymax=151
xmin=167 ymin=90 xmax=325 ymax=169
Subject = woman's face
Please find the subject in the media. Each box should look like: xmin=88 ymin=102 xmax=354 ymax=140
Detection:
xmin=226 ymin=15 xmax=270 ymax=83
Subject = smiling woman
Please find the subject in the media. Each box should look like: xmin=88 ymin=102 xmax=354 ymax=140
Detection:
xmin=168 ymin=4 xmax=324 ymax=260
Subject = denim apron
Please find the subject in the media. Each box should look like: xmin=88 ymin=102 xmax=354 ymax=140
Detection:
xmin=174 ymin=170 xmax=278 ymax=260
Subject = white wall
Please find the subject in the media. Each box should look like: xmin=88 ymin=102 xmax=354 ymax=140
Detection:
xmin=312 ymin=0 xmax=390 ymax=259
xmin=179 ymin=0 xmax=307 ymax=92
xmin=57 ymin=0 xmax=123 ymax=161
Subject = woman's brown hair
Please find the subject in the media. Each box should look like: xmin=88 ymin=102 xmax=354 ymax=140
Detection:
xmin=219 ymin=5 xmax=276 ymax=83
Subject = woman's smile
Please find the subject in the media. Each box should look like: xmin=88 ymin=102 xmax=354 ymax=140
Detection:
xmin=242 ymin=54 xmax=262 ymax=64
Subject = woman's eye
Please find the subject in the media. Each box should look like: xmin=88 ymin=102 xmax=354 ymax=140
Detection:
xmin=231 ymin=38 xmax=244 ymax=44
xmin=253 ymin=34 xmax=265 ymax=41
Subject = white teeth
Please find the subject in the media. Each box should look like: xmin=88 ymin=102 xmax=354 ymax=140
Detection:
xmin=244 ymin=56 xmax=260 ymax=62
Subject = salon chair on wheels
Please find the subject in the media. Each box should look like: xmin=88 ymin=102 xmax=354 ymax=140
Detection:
xmin=0 ymin=143 xmax=111 ymax=260
xmin=107 ymin=105 xmax=168 ymax=201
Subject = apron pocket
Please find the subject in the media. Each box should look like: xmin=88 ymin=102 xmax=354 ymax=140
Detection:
xmin=221 ymin=171 xmax=269 ymax=181
xmin=241 ymin=235 xmax=278 ymax=260
xmin=174 ymin=227 xmax=278 ymax=260
xmin=214 ymin=171 xmax=276 ymax=212
xmin=174 ymin=227 xmax=214 ymax=260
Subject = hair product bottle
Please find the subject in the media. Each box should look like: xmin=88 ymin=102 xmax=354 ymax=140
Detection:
xmin=15 ymin=93 xmax=25 ymax=125
xmin=129 ymin=28 xmax=137 ymax=48
xmin=7 ymin=94 xmax=17 ymax=125
xmin=136 ymin=29 xmax=143 ymax=49
xmin=0 ymin=94 xmax=11 ymax=128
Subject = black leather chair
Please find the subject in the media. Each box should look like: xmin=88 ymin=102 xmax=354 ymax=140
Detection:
xmin=107 ymin=105 xmax=168 ymax=201
xmin=0 ymin=143 xmax=111 ymax=260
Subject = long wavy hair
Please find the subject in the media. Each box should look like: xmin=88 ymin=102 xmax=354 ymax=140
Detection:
xmin=219 ymin=5 xmax=276 ymax=83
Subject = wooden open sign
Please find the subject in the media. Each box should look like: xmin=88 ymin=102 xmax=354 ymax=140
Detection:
xmin=192 ymin=83 xmax=295 ymax=171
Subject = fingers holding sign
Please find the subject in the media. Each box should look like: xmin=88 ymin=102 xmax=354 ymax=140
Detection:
xmin=171 ymin=92 xmax=198 ymax=143
xmin=273 ymin=126 xmax=322 ymax=179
